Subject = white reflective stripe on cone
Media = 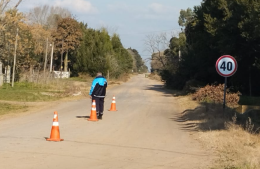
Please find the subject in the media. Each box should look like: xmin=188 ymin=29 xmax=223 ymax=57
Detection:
xmin=53 ymin=122 xmax=59 ymax=126
xmin=92 ymin=108 xmax=96 ymax=111
xmin=54 ymin=114 xmax=57 ymax=118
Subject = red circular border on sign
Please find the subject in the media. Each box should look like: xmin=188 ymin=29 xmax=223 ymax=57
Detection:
xmin=216 ymin=55 xmax=237 ymax=77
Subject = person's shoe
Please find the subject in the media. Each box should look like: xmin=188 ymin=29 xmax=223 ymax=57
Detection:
xmin=98 ymin=115 xmax=102 ymax=120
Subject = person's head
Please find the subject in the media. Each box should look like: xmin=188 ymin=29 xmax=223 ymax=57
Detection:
xmin=96 ymin=72 xmax=102 ymax=77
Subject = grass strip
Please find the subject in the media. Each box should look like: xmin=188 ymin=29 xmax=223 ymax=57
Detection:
xmin=0 ymin=103 xmax=28 ymax=116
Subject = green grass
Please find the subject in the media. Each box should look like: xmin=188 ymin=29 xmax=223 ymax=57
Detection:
xmin=238 ymin=96 xmax=260 ymax=106
xmin=65 ymin=77 xmax=90 ymax=82
xmin=0 ymin=82 xmax=61 ymax=102
xmin=0 ymin=103 xmax=28 ymax=115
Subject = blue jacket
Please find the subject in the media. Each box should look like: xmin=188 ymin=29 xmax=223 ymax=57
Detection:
xmin=89 ymin=76 xmax=107 ymax=97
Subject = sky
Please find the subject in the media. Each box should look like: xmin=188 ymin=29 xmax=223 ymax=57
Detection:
xmin=16 ymin=0 xmax=203 ymax=68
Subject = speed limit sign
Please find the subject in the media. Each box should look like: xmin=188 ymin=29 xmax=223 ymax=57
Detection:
xmin=216 ymin=55 xmax=237 ymax=77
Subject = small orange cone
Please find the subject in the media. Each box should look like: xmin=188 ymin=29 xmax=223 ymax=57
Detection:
xmin=109 ymin=96 xmax=117 ymax=111
xmin=46 ymin=111 xmax=64 ymax=142
xmin=88 ymin=100 xmax=98 ymax=121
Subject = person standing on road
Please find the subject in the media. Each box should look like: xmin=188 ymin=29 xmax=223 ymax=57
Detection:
xmin=89 ymin=72 xmax=107 ymax=120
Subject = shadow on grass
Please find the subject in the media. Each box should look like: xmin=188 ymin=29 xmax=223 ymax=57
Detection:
xmin=144 ymin=84 xmax=230 ymax=131
xmin=173 ymin=103 xmax=260 ymax=132
xmin=143 ymin=83 xmax=260 ymax=132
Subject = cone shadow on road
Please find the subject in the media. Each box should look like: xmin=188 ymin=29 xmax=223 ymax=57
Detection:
xmin=76 ymin=116 xmax=90 ymax=119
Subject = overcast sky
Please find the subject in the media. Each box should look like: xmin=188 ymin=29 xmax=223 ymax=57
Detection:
xmin=17 ymin=0 xmax=202 ymax=67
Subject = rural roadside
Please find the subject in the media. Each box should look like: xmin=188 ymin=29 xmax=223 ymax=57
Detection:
xmin=0 ymin=73 xmax=259 ymax=169
xmin=0 ymin=74 xmax=123 ymax=120
xmin=149 ymin=73 xmax=260 ymax=169
xmin=0 ymin=73 xmax=213 ymax=169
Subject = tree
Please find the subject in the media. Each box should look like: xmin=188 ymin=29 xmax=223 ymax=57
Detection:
xmin=161 ymin=0 xmax=260 ymax=95
xmin=111 ymin=34 xmax=133 ymax=75
xmin=52 ymin=17 xmax=82 ymax=71
xmin=0 ymin=9 xmax=24 ymax=64
xmin=178 ymin=8 xmax=194 ymax=27
xmin=127 ymin=48 xmax=148 ymax=73
xmin=0 ymin=2 xmax=135 ymax=82
xmin=28 ymin=24 xmax=52 ymax=71
xmin=72 ymin=25 xmax=112 ymax=76
xmin=72 ymin=26 xmax=133 ymax=78
xmin=144 ymin=33 xmax=170 ymax=70
xmin=27 ymin=5 xmax=71 ymax=29
xmin=0 ymin=0 xmax=23 ymax=31
xmin=0 ymin=0 xmax=22 ymax=15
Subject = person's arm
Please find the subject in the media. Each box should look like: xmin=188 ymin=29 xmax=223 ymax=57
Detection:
xmin=104 ymin=78 xmax=107 ymax=88
xmin=89 ymin=79 xmax=97 ymax=96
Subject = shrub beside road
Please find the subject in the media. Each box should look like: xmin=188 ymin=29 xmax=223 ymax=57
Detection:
xmin=175 ymin=86 xmax=260 ymax=169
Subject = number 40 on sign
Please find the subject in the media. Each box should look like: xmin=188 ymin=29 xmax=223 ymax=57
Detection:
xmin=216 ymin=55 xmax=237 ymax=77
xmin=216 ymin=55 xmax=238 ymax=109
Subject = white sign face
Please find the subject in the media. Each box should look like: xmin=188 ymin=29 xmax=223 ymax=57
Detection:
xmin=216 ymin=55 xmax=237 ymax=77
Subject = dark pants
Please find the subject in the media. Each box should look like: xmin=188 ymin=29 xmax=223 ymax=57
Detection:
xmin=93 ymin=97 xmax=104 ymax=115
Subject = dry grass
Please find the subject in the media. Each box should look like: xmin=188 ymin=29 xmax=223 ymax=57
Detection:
xmin=192 ymin=84 xmax=240 ymax=108
xmin=0 ymin=73 xmax=126 ymax=117
xmin=148 ymin=73 xmax=162 ymax=81
xmin=175 ymin=95 xmax=260 ymax=169
xmin=37 ymin=73 xmax=94 ymax=98
xmin=0 ymin=103 xmax=28 ymax=116
xmin=0 ymin=76 xmax=92 ymax=116
xmin=114 ymin=73 xmax=132 ymax=82
xmin=198 ymin=125 xmax=260 ymax=169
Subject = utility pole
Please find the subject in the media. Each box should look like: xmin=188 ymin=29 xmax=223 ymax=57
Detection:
xmin=107 ymin=55 xmax=111 ymax=80
xmin=12 ymin=28 xmax=18 ymax=87
xmin=64 ymin=49 xmax=68 ymax=72
xmin=179 ymin=45 xmax=181 ymax=61
xmin=44 ymin=38 xmax=48 ymax=78
xmin=50 ymin=42 xmax=54 ymax=72
xmin=60 ymin=40 xmax=64 ymax=78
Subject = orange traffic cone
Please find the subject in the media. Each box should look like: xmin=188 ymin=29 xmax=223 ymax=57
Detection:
xmin=88 ymin=100 xmax=98 ymax=121
xmin=46 ymin=111 xmax=64 ymax=142
xmin=109 ymin=96 xmax=117 ymax=111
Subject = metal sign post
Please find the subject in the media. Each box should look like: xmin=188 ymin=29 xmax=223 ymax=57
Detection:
xmin=216 ymin=55 xmax=238 ymax=109
xmin=223 ymin=77 xmax=227 ymax=109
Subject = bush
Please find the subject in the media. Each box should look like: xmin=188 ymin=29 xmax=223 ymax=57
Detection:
xmin=159 ymin=70 xmax=187 ymax=90
xmin=148 ymin=73 xmax=162 ymax=81
xmin=182 ymin=79 xmax=205 ymax=93
xmin=192 ymin=84 xmax=240 ymax=107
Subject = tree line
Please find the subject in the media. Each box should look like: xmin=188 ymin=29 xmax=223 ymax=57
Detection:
xmin=155 ymin=0 xmax=260 ymax=96
xmin=0 ymin=2 xmax=147 ymax=81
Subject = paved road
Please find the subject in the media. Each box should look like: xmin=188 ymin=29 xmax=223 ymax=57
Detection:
xmin=0 ymin=74 xmax=211 ymax=169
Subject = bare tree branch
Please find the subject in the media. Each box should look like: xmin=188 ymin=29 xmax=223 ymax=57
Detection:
xmin=143 ymin=33 xmax=171 ymax=69
xmin=0 ymin=0 xmax=11 ymax=15
xmin=14 ymin=0 xmax=22 ymax=9
xmin=27 ymin=5 xmax=72 ymax=29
